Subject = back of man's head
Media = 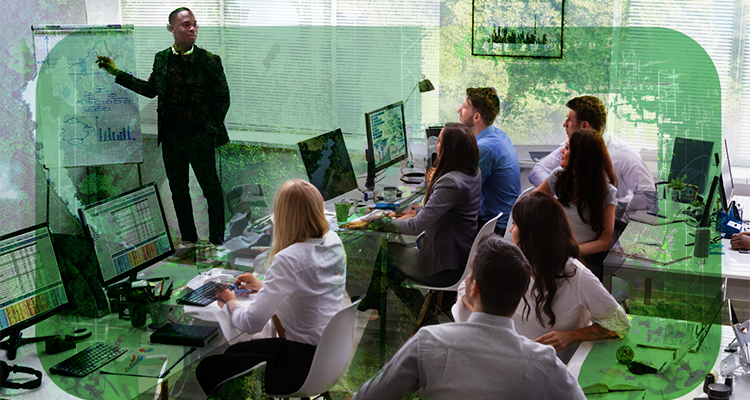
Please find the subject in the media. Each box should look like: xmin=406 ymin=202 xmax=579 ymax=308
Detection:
xmin=466 ymin=87 xmax=500 ymax=126
xmin=565 ymin=95 xmax=607 ymax=134
xmin=470 ymin=235 xmax=531 ymax=316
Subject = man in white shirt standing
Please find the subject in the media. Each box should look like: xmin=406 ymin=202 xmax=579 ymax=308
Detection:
xmin=352 ymin=236 xmax=586 ymax=400
xmin=529 ymin=96 xmax=655 ymax=210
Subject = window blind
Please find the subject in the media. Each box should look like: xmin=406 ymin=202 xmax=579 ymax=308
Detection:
xmin=120 ymin=0 xmax=440 ymax=138
xmin=623 ymin=0 xmax=741 ymax=161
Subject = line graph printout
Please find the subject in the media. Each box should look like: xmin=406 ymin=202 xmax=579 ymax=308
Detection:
xmin=33 ymin=25 xmax=142 ymax=167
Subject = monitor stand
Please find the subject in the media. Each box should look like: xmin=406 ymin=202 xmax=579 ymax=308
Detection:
xmin=0 ymin=328 xmax=57 ymax=360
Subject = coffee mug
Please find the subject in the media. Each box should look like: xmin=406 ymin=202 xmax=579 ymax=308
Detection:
xmin=383 ymin=186 xmax=398 ymax=202
xmin=335 ymin=200 xmax=357 ymax=223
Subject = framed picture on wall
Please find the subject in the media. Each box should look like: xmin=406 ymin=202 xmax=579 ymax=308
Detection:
xmin=472 ymin=0 xmax=564 ymax=58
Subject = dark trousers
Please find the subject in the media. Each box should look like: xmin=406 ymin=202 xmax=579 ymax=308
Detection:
xmin=581 ymin=251 xmax=609 ymax=283
xmin=360 ymin=242 xmax=463 ymax=314
xmin=196 ymin=338 xmax=316 ymax=396
xmin=161 ymin=137 xmax=225 ymax=244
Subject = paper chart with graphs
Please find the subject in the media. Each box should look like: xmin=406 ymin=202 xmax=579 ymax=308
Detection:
xmin=33 ymin=25 xmax=142 ymax=167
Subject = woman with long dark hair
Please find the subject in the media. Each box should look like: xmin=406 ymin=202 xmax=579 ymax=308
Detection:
xmin=536 ymin=128 xmax=617 ymax=280
xmin=359 ymin=122 xmax=481 ymax=312
xmin=509 ymin=191 xmax=629 ymax=363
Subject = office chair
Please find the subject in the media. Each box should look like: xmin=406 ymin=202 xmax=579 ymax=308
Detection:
xmin=403 ymin=213 xmax=503 ymax=335
xmin=502 ymin=186 xmax=535 ymax=242
xmin=209 ymin=298 xmax=363 ymax=400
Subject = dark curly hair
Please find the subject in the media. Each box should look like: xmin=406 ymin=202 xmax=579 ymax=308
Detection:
xmin=513 ymin=191 xmax=580 ymax=327
xmin=566 ymin=96 xmax=607 ymax=134
xmin=424 ymin=122 xmax=479 ymax=204
xmin=554 ymin=129 xmax=617 ymax=236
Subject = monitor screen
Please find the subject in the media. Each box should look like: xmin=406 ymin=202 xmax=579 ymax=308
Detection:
xmin=668 ymin=137 xmax=715 ymax=195
xmin=297 ymin=129 xmax=358 ymax=201
xmin=79 ymin=183 xmax=174 ymax=286
xmin=720 ymin=138 xmax=734 ymax=212
xmin=699 ymin=175 xmax=720 ymax=228
xmin=0 ymin=224 xmax=68 ymax=337
xmin=365 ymin=101 xmax=408 ymax=172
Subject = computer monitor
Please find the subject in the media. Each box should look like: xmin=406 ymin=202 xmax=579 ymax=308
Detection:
xmin=699 ymin=175 xmax=720 ymax=228
xmin=78 ymin=182 xmax=174 ymax=286
xmin=720 ymin=139 xmax=734 ymax=213
xmin=668 ymin=137 xmax=715 ymax=195
xmin=365 ymin=101 xmax=408 ymax=188
xmin=297 ymin=128 xmax=358 ymax=201
xmin=0 ymin=223 xmax=69 ymax=359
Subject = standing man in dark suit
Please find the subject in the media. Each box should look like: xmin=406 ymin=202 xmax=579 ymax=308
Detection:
xmin=96 ymin=7 xmax=230 ymax=259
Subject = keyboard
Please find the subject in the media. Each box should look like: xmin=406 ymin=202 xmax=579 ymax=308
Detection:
xmin=50 ymin=342 xmax=127 ymax=377
xmin=176 ymin=281 xmax=230 ymax=307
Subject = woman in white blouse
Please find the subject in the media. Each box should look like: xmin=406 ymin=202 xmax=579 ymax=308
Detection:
xmin=196 ymin=179 xmax=346 ymax=395
xmin=535 ymin=128 xmax=618 ymax=281
xmin=508 ymin=191 xmax=630 ymax=363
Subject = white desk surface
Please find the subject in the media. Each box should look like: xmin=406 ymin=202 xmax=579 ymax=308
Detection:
xmin=722 ymin=240 xmax=750 ymax=280
xmin=721 ymin=195 xmax=750 ymax=280
xmin=568 ymin=325 xmax=750 ymax=400
xmin=0 ymin=262 xmax=239 ymax=400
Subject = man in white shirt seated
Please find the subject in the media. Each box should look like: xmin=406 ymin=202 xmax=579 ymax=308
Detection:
xmin=352 ymin=236 xmax=586 ymax=400
xmin=529 ymin=96 xmax=655 ymax=211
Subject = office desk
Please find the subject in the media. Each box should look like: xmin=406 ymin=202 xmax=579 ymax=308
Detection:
xmin=603 ymin=220 xmax=724 ymax=319
xmin=722 ymin=238 xmax=750 ymax=280
xmin=568 ymin=322 xmax=750 ymax=400
xmin=1 ymin=262 xmax=235 ymax=400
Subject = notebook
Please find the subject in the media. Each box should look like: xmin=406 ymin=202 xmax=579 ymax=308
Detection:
xmin=629 ymin=200 xmax=688 ymax=226
xmin=150 ymin=323 xmax=219 ymax=347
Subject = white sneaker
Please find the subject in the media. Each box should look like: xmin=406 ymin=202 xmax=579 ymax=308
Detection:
xmin=168 ymin=241 xmax=196 ymax=261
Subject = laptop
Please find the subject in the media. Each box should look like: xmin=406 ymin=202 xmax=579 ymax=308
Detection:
xmin=631 ymin=282 xmax=725 ymax=353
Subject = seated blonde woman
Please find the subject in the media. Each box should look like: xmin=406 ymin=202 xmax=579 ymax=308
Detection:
xmin=196 ymin=179 xmax=346 ymax=395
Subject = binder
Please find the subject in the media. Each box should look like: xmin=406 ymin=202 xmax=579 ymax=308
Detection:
xmin=150 ymin=323 xmax=219 ymax=347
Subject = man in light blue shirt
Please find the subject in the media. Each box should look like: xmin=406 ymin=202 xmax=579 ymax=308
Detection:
xmin=458 ymin=87 xmax=521 ymax=234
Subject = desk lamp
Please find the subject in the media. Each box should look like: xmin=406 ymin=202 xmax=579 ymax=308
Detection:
xmin=402 ymin=75 xmax=435 ymax=176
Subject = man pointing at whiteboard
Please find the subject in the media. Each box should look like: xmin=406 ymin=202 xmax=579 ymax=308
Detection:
xmin=96 ymin=7 xmax=230 ymax=259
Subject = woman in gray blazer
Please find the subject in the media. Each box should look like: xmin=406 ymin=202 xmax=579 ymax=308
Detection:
xmin=359 ymin=123 xmax=481 ymax=312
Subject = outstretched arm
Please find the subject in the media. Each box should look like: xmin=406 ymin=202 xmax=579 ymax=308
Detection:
xmin=95 ymin=56 xmax=120 ymax=77
xmin=529 ymin=144 xmax=564 ymax=186
xmin=535 ymin=323 xmax=619 ymax=351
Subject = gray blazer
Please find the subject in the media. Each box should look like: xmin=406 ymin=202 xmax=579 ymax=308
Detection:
xmin=391 ymin=170 xmax=481 ymax=277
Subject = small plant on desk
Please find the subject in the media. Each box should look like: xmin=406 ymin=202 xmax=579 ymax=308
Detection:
xmin=666 ymin=176 xmax=687 ymax=202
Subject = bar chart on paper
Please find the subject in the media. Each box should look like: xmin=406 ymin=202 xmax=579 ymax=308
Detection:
xmin=33 ymin=25 xmax=142 ymax=167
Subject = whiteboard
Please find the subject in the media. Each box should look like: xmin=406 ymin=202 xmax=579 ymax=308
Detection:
xmin=33 ymin=25 xmax=142 ymax=168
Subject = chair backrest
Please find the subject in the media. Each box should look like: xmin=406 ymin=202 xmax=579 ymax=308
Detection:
xmin=209 ymin=361 xmax=267 ymax=398
xmin=442 ymin=212 xmax=503 ymax=292
xmin=503 ymin=186 xmax=535 ymax=241
xmin=275 ymin=298 xmax=362 ymax=397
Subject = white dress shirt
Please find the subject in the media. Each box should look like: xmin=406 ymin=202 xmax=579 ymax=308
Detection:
xmin=512 ymin=257 xmax=631 ymax=363
xmin=353 ymin=312 xmax=586 ymax=400
xmin=224 ymin=230 xmax=346 ymax=346
xmin=529 ymin=136 xmax=655 ymax=204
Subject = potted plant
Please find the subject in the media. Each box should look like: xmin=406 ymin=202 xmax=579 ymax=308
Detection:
xmin=666 ymin=175 xmax=687 ymax=203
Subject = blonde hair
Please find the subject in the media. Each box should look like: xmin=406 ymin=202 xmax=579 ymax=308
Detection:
xmin=270 ymin=179 xmax=329 ymax=258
